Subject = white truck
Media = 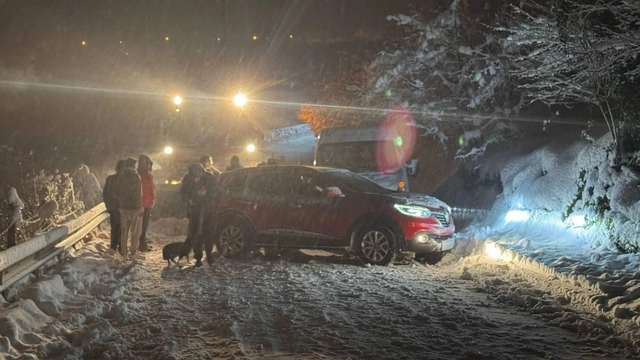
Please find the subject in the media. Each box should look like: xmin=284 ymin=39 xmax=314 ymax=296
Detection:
xmin=314 ymin=125 xmax=419 ymax=192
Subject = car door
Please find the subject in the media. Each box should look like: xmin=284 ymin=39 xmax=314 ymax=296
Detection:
xmin=288 ymin=169 xmax=348 ymax=248
xmin=247 ymin=169 xmax=302 ymax=246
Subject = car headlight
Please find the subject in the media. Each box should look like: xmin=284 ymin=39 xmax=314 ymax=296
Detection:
xmin=394 ymin=204 xmax=432 ymax=218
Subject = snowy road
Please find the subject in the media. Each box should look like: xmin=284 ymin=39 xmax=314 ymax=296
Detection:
xmin=0 ymin=220 xmax=629 ymax=359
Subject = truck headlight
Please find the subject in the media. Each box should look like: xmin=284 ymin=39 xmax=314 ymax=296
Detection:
xmin=394 ymin=204 xmax=432 ymax=218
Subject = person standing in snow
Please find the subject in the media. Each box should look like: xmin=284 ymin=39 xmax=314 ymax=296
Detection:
xmin=117 ymin=158 xmax=143 ymax=260
xmin=138 ymin=155 xmax=155 ymax=252
xmin=5 ymin=187 xmax=25 ymax=248
xmin=226 ymin=155 xmax=242 ymax=171
xmin=180 ymin=162 xmax=219 ymax=267
xmin=103 ymin=160 xmax=125 ymax=251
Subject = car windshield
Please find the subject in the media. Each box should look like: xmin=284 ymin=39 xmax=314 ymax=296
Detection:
xmin=316 ymin=141 xmax=381 ymax=172
xmin=322 ymin=169 xmax=390 ymax=194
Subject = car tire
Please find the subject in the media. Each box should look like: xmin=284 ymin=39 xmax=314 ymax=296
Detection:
xmin=356 ymin=224 xmax=398 ymax=266
xmin=215 ymin=218 xmax=253 ymax=258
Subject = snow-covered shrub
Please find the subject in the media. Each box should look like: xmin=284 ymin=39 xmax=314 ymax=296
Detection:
xmin=1 ymin=151 xmax=85 ymax=248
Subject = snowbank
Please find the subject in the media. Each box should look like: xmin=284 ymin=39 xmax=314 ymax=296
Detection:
xmin=0 ymin=299 xmax=51 ymax=351
xmin=449 ymin=131 xmax=640 ymax=351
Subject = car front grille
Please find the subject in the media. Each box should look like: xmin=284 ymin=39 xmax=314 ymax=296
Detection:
xmin=432 ymin=211 xmax=451 ymax=227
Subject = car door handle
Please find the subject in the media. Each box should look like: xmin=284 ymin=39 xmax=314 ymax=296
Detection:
xmin=289 ymin=203 xmax=302 ymax=209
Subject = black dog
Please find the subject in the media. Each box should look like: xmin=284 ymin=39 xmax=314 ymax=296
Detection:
xmin=162 ymin=241 xmax=191 ymax=266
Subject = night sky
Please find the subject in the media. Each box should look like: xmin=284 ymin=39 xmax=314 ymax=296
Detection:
xmin=0 ymin=0 xmax=417 ymax=157
xmin=0 ymin=0 xmax=412 ymax=83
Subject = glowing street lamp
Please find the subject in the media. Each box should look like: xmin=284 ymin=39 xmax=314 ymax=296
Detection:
xmin=165 ymin=36 xmax=170 ymax=41
xmin=246 ymin=143 xmax=256 ymax=153
xmin=252 ymin=35 xmax=258 ymax=40
xmin=81 ymin=41 xmax=86 ymax=46
xmin=164 ymin=146 xmax=174 ymax=155
xmin=289 ymin=34 xmax=293 ymax=39
xmin=173 ymin=95 xmax=183 ymax=106
xmin=233 ymin=93 xmax=248 ymax=108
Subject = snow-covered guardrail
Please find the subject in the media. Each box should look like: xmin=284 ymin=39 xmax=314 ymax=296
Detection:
xmin=0 ymin=203 xmax=108 ymax=294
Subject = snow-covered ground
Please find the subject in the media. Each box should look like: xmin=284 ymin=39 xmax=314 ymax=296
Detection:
xmin=0 ymin=218 xmax=635 ymax=359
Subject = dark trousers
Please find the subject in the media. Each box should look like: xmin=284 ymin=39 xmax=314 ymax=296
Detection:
xmin=7 ymin=223 xmax=17 ymax=248
xmin=191 ymin=210 xmax=215 ymax=263
xmin=139 ymin=208 xmax=151 ymax=251
xmin=109 ymin=210 xmax=121 ymax=251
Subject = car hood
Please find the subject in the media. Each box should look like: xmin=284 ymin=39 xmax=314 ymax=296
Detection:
xmin=359 ymin=171 xmax=402 ymax=191
xmin=385 ymin=192 xmax=450 ymax=212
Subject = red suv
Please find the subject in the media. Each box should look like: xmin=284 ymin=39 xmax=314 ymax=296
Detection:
xmin=214 ymin=166 xmax=455 ymax=265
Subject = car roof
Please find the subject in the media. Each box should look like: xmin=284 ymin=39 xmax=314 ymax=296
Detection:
xmin=220 ymin=165 xmax=341 ymax=177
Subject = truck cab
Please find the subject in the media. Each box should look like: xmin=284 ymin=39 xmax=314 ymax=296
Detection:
xmin=314 ymin=125 xmax=418 ymax=192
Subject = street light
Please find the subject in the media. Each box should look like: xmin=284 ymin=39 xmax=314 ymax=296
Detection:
xmin=252 ymin=35 xmax=258 ymax=40
xmin=233 ymin=93 xmax=248 ymax=107
xmin=164 ymin=146 xmax=174 ymax=155
xmin=173 ymin=95 xmax=183 ymax=106
xmin=246 ymin=143 xmax=256 ymax=153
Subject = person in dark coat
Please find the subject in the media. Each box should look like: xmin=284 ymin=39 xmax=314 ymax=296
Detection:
xmin=117 ymin=158 xmax=143 ymax=260
xmin=138 ymin=155 xmax=155 ymax=252
xmin=103 ymin=160 xmax=125 ymax=251
xmin=180 ymin=162 xmax=219 ymax=267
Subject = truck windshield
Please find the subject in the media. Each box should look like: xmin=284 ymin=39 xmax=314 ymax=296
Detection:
xmin=316 ymin=141 xmax=382 ymax=172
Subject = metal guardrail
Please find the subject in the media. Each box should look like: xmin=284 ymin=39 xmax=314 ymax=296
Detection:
xmin=0 ymin=203 xmax=108 ymax=294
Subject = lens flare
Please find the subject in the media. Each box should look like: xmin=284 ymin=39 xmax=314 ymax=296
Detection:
xmin=376 ymin=104 xmax=416 ymax=174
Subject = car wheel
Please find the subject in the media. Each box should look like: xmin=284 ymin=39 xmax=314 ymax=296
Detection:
xmin=356 ymin=225 xmax=398 ymax=266
xmin=215 ymin=219 xmax=253 ymax=258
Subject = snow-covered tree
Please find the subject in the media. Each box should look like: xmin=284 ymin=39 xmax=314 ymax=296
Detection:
xmin=365 ymin=0 xmax=521 ymax=158
xmin=502 ymin=0 xmax=640 ymax=162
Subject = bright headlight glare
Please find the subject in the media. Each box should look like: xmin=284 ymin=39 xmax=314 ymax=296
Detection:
xmin=394 ymin=204 xmax=432 ymax=218
xmin=569 ymin=214 xmax=586 ymax=227
xmin=505 ymin=210 xmax=529 ymax=222
xmin=485 ymin=241 xmax=502 ymax=259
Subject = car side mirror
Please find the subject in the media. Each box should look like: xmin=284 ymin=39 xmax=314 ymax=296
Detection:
xmin=406 ymin=159 xmax=420 ymax=177
xmin=325 ymin=187 xmax=345 ymax=198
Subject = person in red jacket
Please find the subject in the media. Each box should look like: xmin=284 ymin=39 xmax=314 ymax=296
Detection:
xmin=138 ymin=155 xmax=155 ymax=252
